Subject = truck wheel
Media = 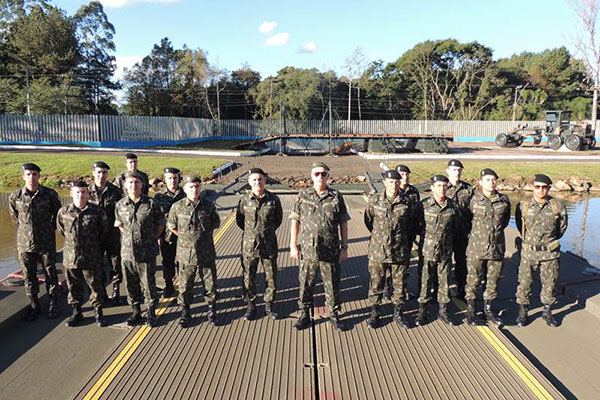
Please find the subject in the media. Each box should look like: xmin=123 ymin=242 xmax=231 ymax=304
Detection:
xmin=495 ymin=133 xmax=509 ymax=148
xmin=565 ymin=135 xmax=582 ymax=151
xmin=547 ymin=135 xmax=563 ymax=150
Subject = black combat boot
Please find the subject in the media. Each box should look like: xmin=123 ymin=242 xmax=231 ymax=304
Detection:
xmin=294 ymin=308 xmax=311 ymax=330
xmin=415 ymin=303 xmax=428 ymax=326
xmin=330 ymin=312 xmax=344 ymax=331
xmin=146 ymin=305 xmax=157 ymax=327
xmin=265 ymin=302 xmax=279 ymax=320
xmin=179 ymin=305 xmax=191 ymax=328
xmin=243 ymin=301 xmax=256 ymax=321
xmin=162 ymin=279 xmax=175 ymax=298
xmin=516 ymin=305 xmax=528 ymax=327
xmin=541 ymin=304 xmax=557 ymax=327
xmin=207 ymin=303 xmax=218 ymax=326
xmin=23 ymin=296 xmax=41 ymax=321
xmin=438 ymin=304 xmax=454 ymax=326
xmin=126 ymin=303 xmax=142 ymax=327
xmin=66 ymin=304 xmax=83 ymax=327
xmin=110 ymin=283 xmax=121 ymax=305
xmin=367 ymin=305 xmax=380 ymax=329
xmin=484 ymin=300 xmax=503 ymax=327
xmin=466 ymin=300 xmax=481 ymax=326
xmin=393 ymin=305 xmax=409 ymax=329
xmin=95 ymin=306 xmax=107 ymax=327
xmin=48 ymin=294 xmax=60 ymax=319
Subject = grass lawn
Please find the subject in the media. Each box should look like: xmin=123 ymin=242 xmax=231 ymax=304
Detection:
xmin=0 ymin=152 xmax=227 ymax=190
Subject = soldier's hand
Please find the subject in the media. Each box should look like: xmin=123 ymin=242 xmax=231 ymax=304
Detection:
xmin=158 ymin=237 xmax=164 ymax=246
xmin=339 ymin=248 xmax=348 ymax=262
xmin=290 ymin=245 xmax=300 ymax=260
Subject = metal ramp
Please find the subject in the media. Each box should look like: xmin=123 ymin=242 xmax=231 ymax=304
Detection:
xmin=74 ymin=195 xmax=564 ymax=400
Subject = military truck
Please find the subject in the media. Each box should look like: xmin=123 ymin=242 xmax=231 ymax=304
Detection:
xmin=495 ymin=110 xmax=595 ymax=151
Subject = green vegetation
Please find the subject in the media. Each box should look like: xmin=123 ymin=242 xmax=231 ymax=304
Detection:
xmin=0 ymin=152 xmax=226 ymax=190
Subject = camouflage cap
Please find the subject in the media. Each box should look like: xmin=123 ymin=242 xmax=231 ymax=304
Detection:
xmin=447 ymin=159 xmax=464 ymax=168
xmin=22 ymin=163 xmax=41 ymax=172
xmin=311 ymin=162 xmax=330 ymax=171
xmin=93 ymin=161 xmax=110 ymax=170
xmin=182 ymin=174 xmax=202 ymax=184
xmin=384 ymin=170 xmax=401 ymax=180
xmin=396 ymin=164 xmax=411 ymax=173
xmin=431 ymin=174 xmax=449 ymax=184
xmin=71 ymin=179 xmax=88 ymax=188
xmin=480 ymin=168 xmax=498 ymax=179
xmin=124 ymin=153 xmax=138 ymax=160
xmin=249 ymin=167 xmax=266 ymax=176
xmin=533 ymin=174 xmax=552 ymax=185
xmin=164 ymin=167 xmax=180 ymax=174
xmin=124 ymin=171 xmax=143 ymax=180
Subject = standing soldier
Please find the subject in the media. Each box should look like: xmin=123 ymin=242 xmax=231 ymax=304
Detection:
xmin=465 ymin=169 xmax=510 ymax=327
xmin=515 ymin=174 xmax=568 ymax=327
xmin=416 ymin=175 xmax=457 ymax=327
xmin=445 ymin=159 xmax=475 ymax=299
xmin=168 ymin=175 xmax=221 ymax=327
xmin=88 ymin=161 xmax=124 ymax=304
xmin=236 ymin=168 xmax=283 ymax=320
xmin=114 ymin=153 xmax=150 ymax=195
xmin=9 ymin=163 xmax=62 ymax=320
xmin=290 ymin=162 xmax=350 ymax=331
xmin=154 ymin=167 xmax=185 ymax=297
xmin=57 ymin=181 xmax=109 ymax=327
xmin=364 ymin=169 xmax=414 ymax=329
xmin=115 ymin=172 xmax=165 ymax=327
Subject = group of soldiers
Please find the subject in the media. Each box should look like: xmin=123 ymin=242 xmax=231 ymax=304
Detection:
xmin=8 ymin=154 xmax=567 ymax=332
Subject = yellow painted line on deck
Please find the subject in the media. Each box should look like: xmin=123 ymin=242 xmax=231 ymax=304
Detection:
xmin=83 ymin=212 xmax=236 ymax=400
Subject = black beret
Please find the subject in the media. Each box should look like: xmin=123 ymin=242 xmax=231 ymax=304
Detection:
xmin=71 ymin=179 xmax=88 ymax=188
xmin=480 ymin=168 xmax=498 ymax=179
xmin=447 ymin=159 xmax=464 ymax=168
xmin=22 ymin=163 xmax=41 ymax=172
xmin=533 ymin=174 xmax=552 ymax=185
xmin=164 ymin=167 xmax=180 ymax=174
xmin=124 ymin=171 xmax=143 ymax=180
xmin=396 ymin=164 xmax=411 ymax=173
xmin=249 ymin=168 xmax=266 ymax=176
xmin=384 ymin=170 xmax=401 ymax=180
xmin=431 ymin=174 xmax=449 ymax=184
xmin=124 ymin=153 xmax=138 ymax=160
xmin=182 ymin=174 xmax=202 ymax=184
xmin=93 ymin=161 xmax=110 ymax=170
xmin=311 ymin=162 xmax=330 ymax=171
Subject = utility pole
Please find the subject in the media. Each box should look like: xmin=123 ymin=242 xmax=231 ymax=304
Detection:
xmin=347 ymin=79 xmax=352 ymax=121
xmin=25 ymin=67 xmax=31 ymax=116
xmin=328 ymin=100 xmax=333 ymax=156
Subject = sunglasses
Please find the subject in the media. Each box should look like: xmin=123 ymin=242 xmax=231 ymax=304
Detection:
xmin=313 ymin=171 xmax=329 ymax=177
xmin=533 ymin=184 xmax=549 ymax=190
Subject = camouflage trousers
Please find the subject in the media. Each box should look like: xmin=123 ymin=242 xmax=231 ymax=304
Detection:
xmin=369 ymin=261 xmax=408 ymax=306
xmin=65 ymin=268 xmax=106 ymax=308
xmin=452 ymin=236 xmax=469 ymax=291
xmin=418 ymin=259 xmax=451 ymax=305
xmin=103 ymin=232 xmax=122 ymax=285
xmin=465 ymin=258 xmax=503 ymax=301
xmin=178 ymin=263 xmax=217 ymax=306
xmin=19 ymin=251 xmax=59 ymax=298
xmin=298 ymin=258 xmax=341 ymax=314
xmin=122 ymin=260 xmax=158 ymax=308
xmin=516 ymin=257 xmax=559 ymax=306
xmin=242 ymin=255 xmax=277 ymax=304
xmin=160 ymin=239 xmax=178 ymax=284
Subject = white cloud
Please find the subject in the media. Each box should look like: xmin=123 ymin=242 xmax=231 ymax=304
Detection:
xmin=298 ymin=42 xmax=317 ymax=54
xmin=100 ymin=0 xmax=181 ymax=8
xmin=258 ymin=21 xmax=277 ymax=34
xmin=264 ymin=33 xmax=289 ymax=47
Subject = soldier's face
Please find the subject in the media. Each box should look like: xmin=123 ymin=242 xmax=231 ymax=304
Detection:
xmin=533 ymin=182 xmax=550 ymax=200
xmin=184 ymin=182 xmax=202 ymax=201
xmin=479 ymin=175 xmax=497 ymax=193
xmin=22 ymin=169 xmax=40 ymax=189
xmin=93 ymin=168 xmax=108 ymax=186
xmin=125 ymin=158 xmax=138 ymax=172
xmin=398 ymin=171 xmax=410 ymax=185
xmin=248 ymin=173 xmax=266 ymax=192
xmin=164 ymin=173 xmax=179 ymax=191
xmin=71 ymin=187 xmax=89 ymax=208
xmin=384 ymin=178 xmax=400 ymax=195
xmin=431 ymin=181 xmax=448 ymax=198
xmin=126 ymin=177 xmax=142 ymax=198
xmin=311 ymin=168 xmax=329 ymax=189
xmin=446 ymin=166 xmax=462 ymax=181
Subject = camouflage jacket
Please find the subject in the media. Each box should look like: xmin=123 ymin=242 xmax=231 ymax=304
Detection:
xmin=154 ymin=187 xmax=185 ymax=242
xmin=88 ymin=182 xmax=122 ymax=228
xmin=115 ymin=194 xmax=165 ymax=262
xmin=167 ymin=197 xmax=220 ymax=265
xmin=114 ymin=169 xmax=150 ymax=195
xmin=236 ymin=189 xmax=283 ymax=259
xmin=447 ymin=180 xmax=475 ymax=236
xmin=466 ymin=191 xmax=511 ymax=260
xmin=9 ymin=185 xmax=61 ymax=253
xmin=57 ymin=203 xmax=109 ymax=269
xmin=400 ymin=183 xmax=421 ymax=240
xmin=419 ymin=196 xmax=457 ymax=262
xmin=290 ymin=187 xmax=351 ymax=263
xmin=515 ymin=196 xmax=568 ymax=261
xmin=364 ymin=191 xmax=414 ymax=263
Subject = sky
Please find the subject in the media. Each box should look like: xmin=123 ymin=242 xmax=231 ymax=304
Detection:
xmin=54 ymin=0 xmax=584 ymax=82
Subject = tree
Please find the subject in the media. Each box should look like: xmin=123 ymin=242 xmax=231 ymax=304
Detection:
xmin=223 ymin=65 xmax=260 ymax=119
xmin=342 ymin=47 xmax=366 ymax=120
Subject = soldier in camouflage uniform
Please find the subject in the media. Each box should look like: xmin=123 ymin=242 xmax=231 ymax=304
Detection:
xmin=9 ymin=163 xmax=62 ymax=321
xmin=154 ymin=167 xmax=185 ymax=297
xmin=168 ymin=175 xmax=221 ymax=327
xmin=236 ymin=168 xmax=283 ymax=320
xmin=88 ymin=161 xmax=124 ymax=304
xmin=290 ymin=162 xmax=350 ymax=331
xmin=416 ymin=175 xmax=457 ymax=327
xmin=465 ymin=169 xmax=511 ymax=327
xmin=114 ymin=153 xmax=150 ymax=195
xmin=57 ymin=181 xmax=109 ymax=327
xmin=446 ymin=159 xmax=475 ymax=299
xmin=115 ymin=172 xmax=166 ymax=327
xmin=515 ymin=174 xmax=568 ymax=327
xmin=364 ymin=169 xmax=414 ymax=329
